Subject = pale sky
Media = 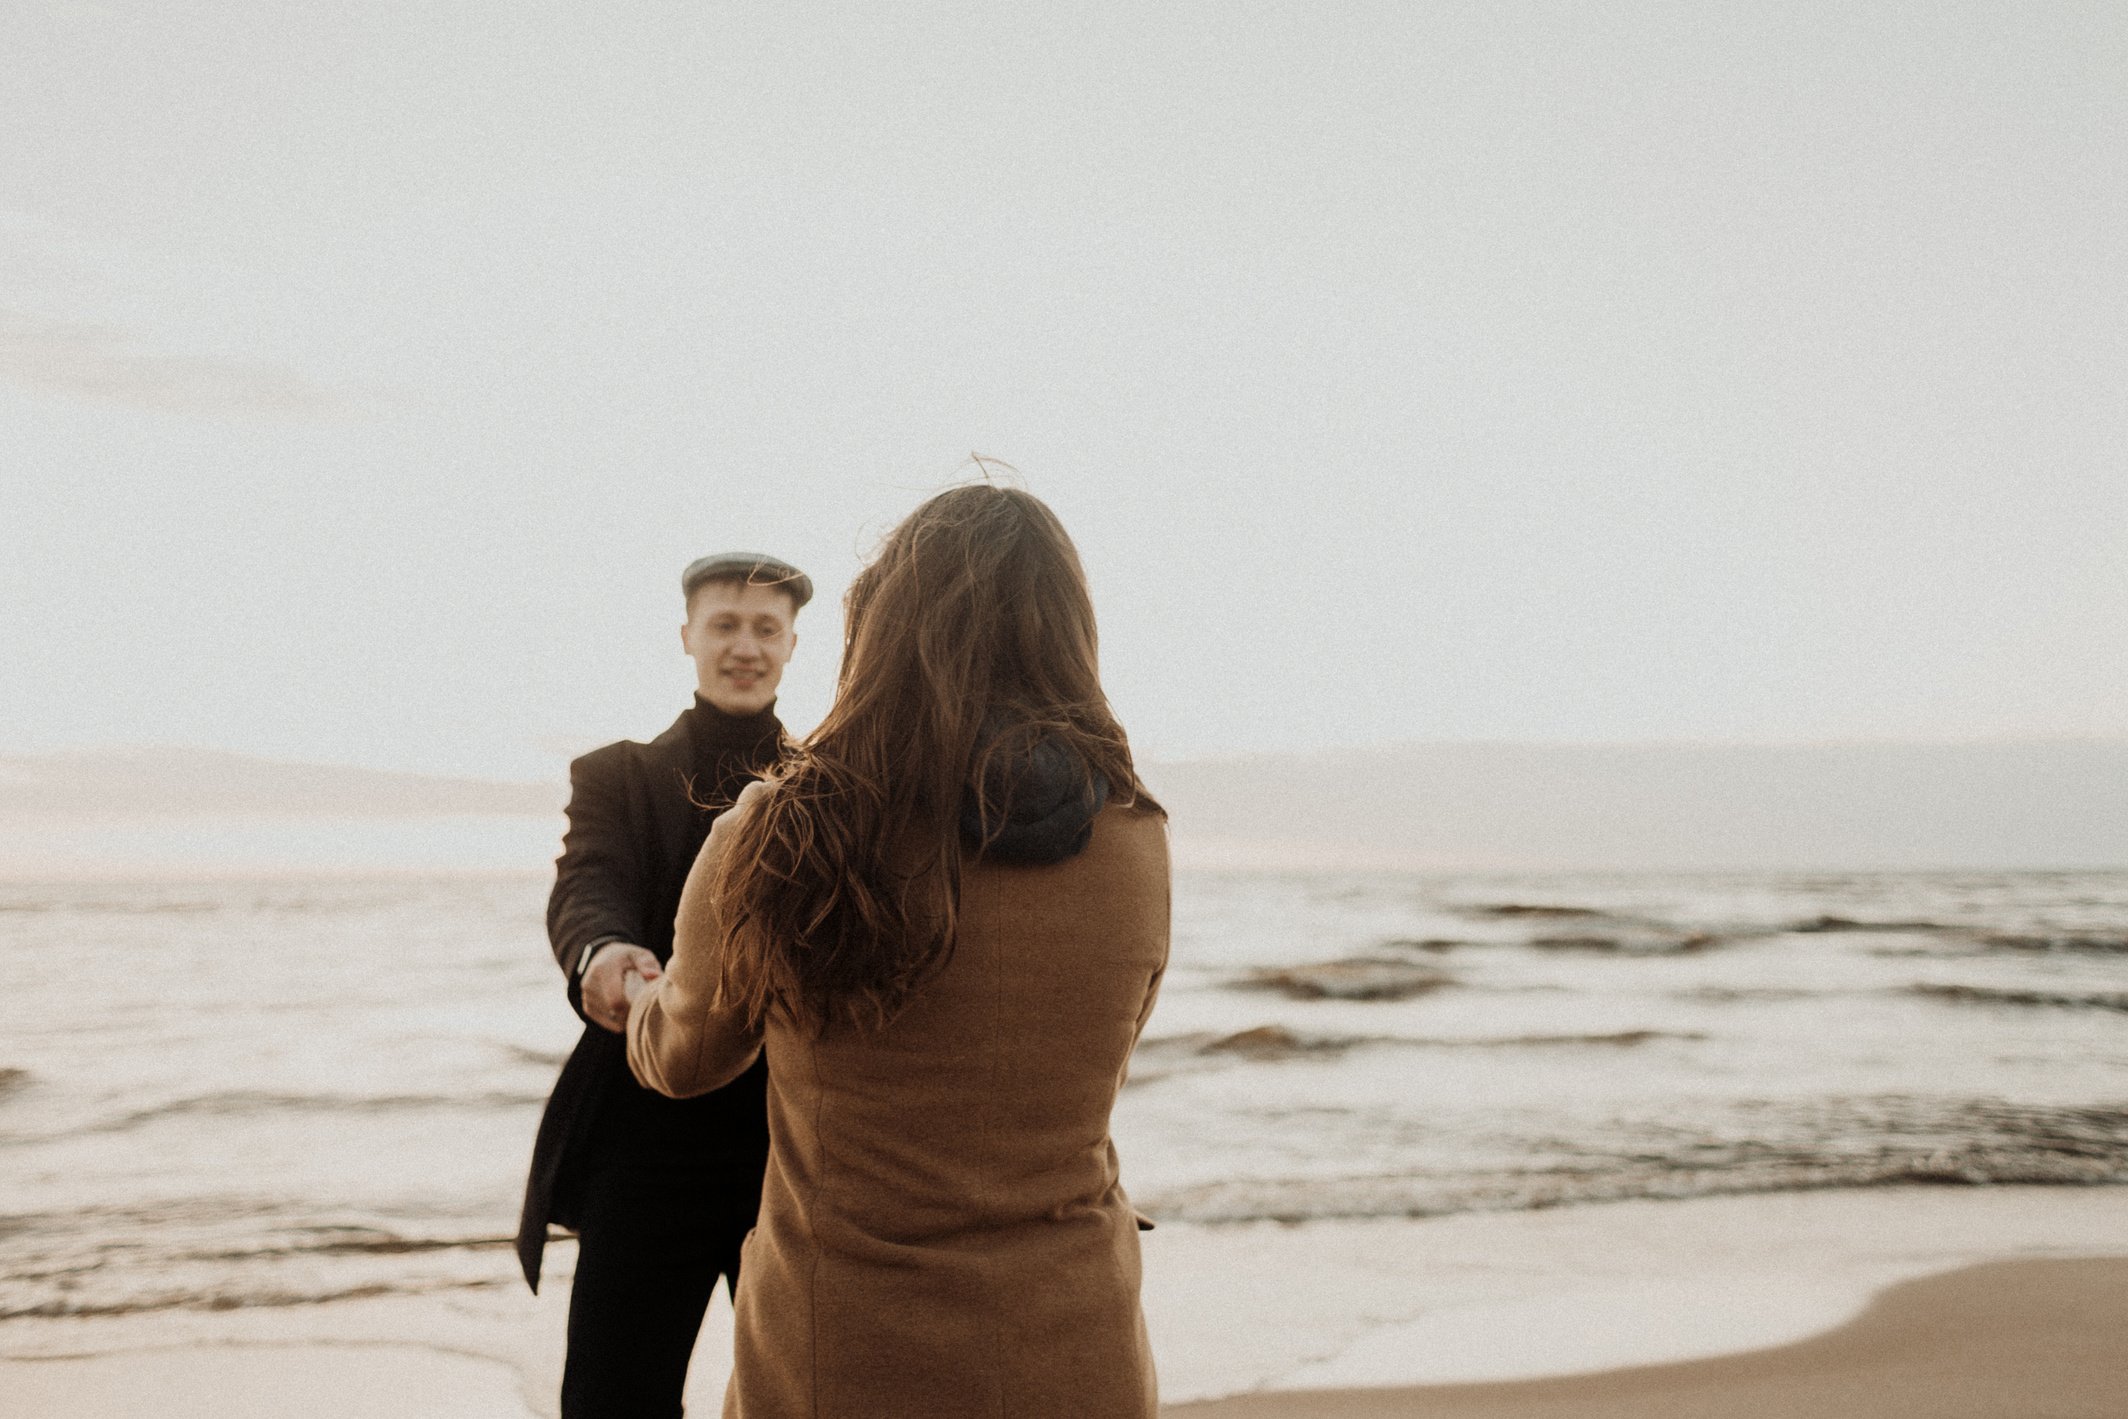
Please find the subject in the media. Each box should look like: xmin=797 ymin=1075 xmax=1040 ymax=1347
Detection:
xmin=3 ymin=1 xmax=2123 ymax=781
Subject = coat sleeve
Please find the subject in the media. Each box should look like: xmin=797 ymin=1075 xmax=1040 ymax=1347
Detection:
xmin=547 ymin=745 xmax=648 ymax=1017
xmin=626 ymin=784 xmax=766 ymax=1098
xmin=1126 ymin=821 xmax=1171 ymax=1234
xmin=1128 ymin=820 xmax=1173 ymax=1055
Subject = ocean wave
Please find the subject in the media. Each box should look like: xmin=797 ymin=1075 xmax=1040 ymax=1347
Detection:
xmin=1125 ymin=1026 xmax=1708 ymax=1086
xmin=1466 ymin=1029 xmax=1708 ymax=1047
xmin=1527 ymin=932 xmax=1717 ymax=955
xmin=1138 ymin=1026 xmax=1704 ymax=1060
xmin=0 ymin=1219 xmax=514 ymax=1270
xmin=1190 ymin=1025 xmax=1360 ymax=1060
xmin=1144 ymin=1154 xmax=2128 ymax=1225
xmin=1910 ymin=984 xmax=2128 ymax=1014
xmin=1135 ymin=1027 xmax=1369 ymax=1065
xmin=0 ymin=1207 xmax=523 ymax=1321
xmin=1139 ymin=1099 xmax=2128 ymax=1224
xmin=175 ymin=1228 xmax=519 ymax=1262
xmin=1234 ymin=959 xmax=1453 ymax=1001
xmin=1460 ymin=904 xmax=1613 ymax=920
xmin=1981 ymin=933 xmax=2128 ymax=956
xmin=0 ymin=1088 xmax=550 ymax=1146
xmin=0 ymin=1274 xmax=510 ymax=1321
xmin=1438 ymin=903 xmax=1728 ymax=955
xmin=1126 ymin=1028 xmax=1351 ymax=1084
xmin=1786 ymin=921 xmax=2128 ymax=958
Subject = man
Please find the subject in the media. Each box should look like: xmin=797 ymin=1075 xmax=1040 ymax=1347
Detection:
xmin=517 ymin=551 xmax=811 ymax=1419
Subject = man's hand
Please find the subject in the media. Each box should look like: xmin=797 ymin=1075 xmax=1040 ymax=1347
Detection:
xmin=582 ymin=943 xmax=663 ymax=1032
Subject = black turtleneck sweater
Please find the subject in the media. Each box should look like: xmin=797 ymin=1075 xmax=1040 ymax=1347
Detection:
xmin=683 ymin=695 xmax=784 ymax=816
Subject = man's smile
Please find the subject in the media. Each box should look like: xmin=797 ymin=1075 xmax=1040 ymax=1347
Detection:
xmin=683 ymin=581 xmax=798 ymax=713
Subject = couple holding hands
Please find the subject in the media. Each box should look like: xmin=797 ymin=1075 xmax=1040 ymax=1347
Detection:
xmin=516 ymin=485 xmax=1170 ymax=1419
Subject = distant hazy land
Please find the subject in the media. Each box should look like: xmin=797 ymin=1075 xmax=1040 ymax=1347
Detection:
xmin=0 ymin=749 xmax=563 ymax=877
xmin=1146 ymin=739 xmax=2128 ymax=871
xmin=1 ymin=740 xmax=2121 ymax=875
xmin=0 ymin=748 xmax=560 ymax=819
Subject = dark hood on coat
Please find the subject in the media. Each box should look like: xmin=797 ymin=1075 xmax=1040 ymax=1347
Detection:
xmin=960 ymin=731 xmax=1111 ymax=865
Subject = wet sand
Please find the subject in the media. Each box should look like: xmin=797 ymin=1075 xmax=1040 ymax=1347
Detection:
xmin=1169 ymin=1256 xmax=2128 ymax=1419
xmin=5 ymin=1258 xmax=2123 ymax=1418
xmin=0 ymin=1342 xmax=534 ymax=1419
xmin=4 ymin=1193 xmax=2124 ymax=1418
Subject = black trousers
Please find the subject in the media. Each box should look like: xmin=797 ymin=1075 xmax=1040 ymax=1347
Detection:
xmin=561 ymin=1161 xmax=760 ymax=1419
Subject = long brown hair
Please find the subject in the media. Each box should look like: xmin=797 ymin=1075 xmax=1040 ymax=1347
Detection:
xmin=710 ymin=484 xmax=1156 ymax=1030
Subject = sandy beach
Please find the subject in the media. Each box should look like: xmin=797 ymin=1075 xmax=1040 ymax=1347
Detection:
xmin=1171 ymin=1257 xmax=2128 ymax=1418
xmin=6 ymin=1253 xmax=2122 ymax=1418
xmin=4 ymin=1186 xmax=2124 ymax=1417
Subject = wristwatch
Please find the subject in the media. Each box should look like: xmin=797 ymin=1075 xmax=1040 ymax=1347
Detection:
xmin=574 ymin=937 xmax=626 ymax=983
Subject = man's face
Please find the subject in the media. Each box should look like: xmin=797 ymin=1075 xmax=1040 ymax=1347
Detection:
xmin=681 ymin=581 xmax=798 ymax=715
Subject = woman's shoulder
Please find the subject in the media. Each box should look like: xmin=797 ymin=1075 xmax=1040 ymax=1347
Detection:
xmin=1072 ymin=796 xmax=1171 ymax=878
xmin=1102 ymin=788 xmax=1167 ymax=829
xmin=1099 ymin=793 xmax=1167 ymax=831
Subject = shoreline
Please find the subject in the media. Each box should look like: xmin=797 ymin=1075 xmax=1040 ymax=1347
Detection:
xmin=3 ymin=1186 xmax=2125 ymax=1416
xmin=7 ymin=1255 xmax=2123 ymax=1419
xmin=1169 ymin=1256 xmax=2128 ymax=1418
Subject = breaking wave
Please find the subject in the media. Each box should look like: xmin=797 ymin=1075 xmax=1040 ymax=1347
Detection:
xmin=1910 ymin=984 xmax=2128 ymax=1014
xmin=0 ymin=1088 xmax=550 ymax=1147
xmin=1141 ymin=1098 xmax=2128 ymax=1224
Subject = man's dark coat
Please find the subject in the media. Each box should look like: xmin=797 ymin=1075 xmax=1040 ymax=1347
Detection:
xmin=516 ymin=704 xmax=778 ymax=1291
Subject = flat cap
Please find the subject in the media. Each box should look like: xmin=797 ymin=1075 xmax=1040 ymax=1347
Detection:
xmin=681 ymin=551 xmax=813 ymax=609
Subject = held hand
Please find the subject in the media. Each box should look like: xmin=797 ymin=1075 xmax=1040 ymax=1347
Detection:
xmin=583 ymin=943 xmax=662 ymax=1032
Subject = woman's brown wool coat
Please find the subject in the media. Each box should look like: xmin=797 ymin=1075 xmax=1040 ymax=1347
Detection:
xmin=628 ymin=787 xmax=1170 ymax=1419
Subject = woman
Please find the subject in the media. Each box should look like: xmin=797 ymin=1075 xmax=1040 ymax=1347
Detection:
xmin=626 ymin=484 xmax=1170 ymax=1418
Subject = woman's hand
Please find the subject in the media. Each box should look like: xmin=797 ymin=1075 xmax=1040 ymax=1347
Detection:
xmin=582 ymin=943 xmax=663 ymax=1032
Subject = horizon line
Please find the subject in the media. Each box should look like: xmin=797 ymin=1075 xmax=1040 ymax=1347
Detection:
xmin=4 ymin=731 xmax=2127 ymax=788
